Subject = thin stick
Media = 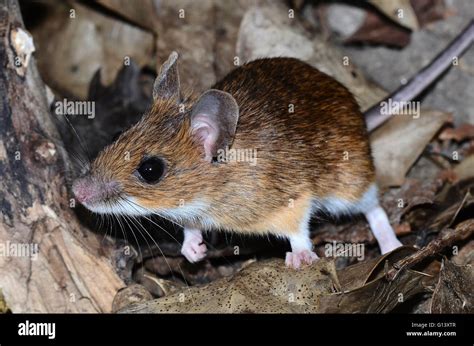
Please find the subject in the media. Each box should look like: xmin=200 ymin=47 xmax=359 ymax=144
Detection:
xmin=365 ymin=20 xmax=474 ymax=132
xmin=386 ymin=219 xmax=474 ymax=281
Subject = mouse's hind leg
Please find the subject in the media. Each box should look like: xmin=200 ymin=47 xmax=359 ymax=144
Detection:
xmin=285 ymin=206 xmax=319 ymax=269
xmin=365 ymin=206 xmax=402 ymax=254
xmin=359 ymin=184 xmax=402 ymax=254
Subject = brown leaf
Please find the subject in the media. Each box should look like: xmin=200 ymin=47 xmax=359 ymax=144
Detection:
xmin=119 ymin=258 xmax=340 ymax=313
xmin=452 ymin=240 xmax=474 ymax=266
xmin=135 ymin=269 xmax=185 ymax=297
xmin=119 ymin=248 xmax=432 ymax=313
xmin=430 ymin=259 xmax=473 ymax=313
xmin=369 ymin=0 xmax=419 ymax=30
xmin=386 ymin=219 xmax=474 ymax=281
xmin=319 ymin=268 xmax=431 ymax=313
xmin=453 ymin=155 xmax=474 ymax=182
xmin=437 ymin=168 xmax=459 ymax=184
xmin=427 ymin=193 xmax=474 ymax=233
xmin=337 ymin=246 xmax=417 ymax=290
xmin=345 ymin=10 xmax=411 ymax=48
xmin=388 ymin=178 xmax=444 ymax=225
xmin=111 ymin=284 xmax=153 ymax=313
xmin=31 ymin=1 xmax=154 ymax=99
xmin=439 ymin=123 xmax=474 ymax=142
xmin=370 ymin=110 xmax=452 ymax=187
xmin=395 ymin=222 xmax=412 ymax=236
xmin=410 ymin=0 xmax=448 ymax=28
xmin=312 ymin=221 xmax=372 ymax=250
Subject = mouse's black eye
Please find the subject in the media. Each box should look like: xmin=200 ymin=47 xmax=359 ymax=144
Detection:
xmin=137 ymin=157 xmax=166 ymax=184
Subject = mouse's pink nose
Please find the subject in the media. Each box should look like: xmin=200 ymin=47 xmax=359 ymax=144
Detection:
xmin=72 ymin=177 xmax=120 ymax=207
xmin=72 ymin=177 xmax=99 ymax=205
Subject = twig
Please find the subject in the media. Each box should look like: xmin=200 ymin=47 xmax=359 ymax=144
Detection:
xmin=365 ymin=20 xmax=474 ymax=131
xmin=386 ymin=219 xmax=474 ymax=281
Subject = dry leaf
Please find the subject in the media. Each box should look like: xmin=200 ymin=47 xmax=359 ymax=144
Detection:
xmin=452 ymin=240 xmax=474 ymax=266
xmin=439 ymin=123 xmax=474 ymax=142
xmin=94 ymin=0 xmax=255 ymax=93
xmin=137 ymin=270 xmax=185 ymax=297
xmin=119 ymin=248 xmax=432 ymax=313
xmin=337 ymin=246 xmax=417 ymax=290
xmin=389 ymin=178 xmax=443 ymax=225
xmin=31 ymin=1 xmax=154 ymax=99
xmin=453 ymin=155 xmax=474 ymax=182
xmin=345 ymin=10 xmax=411 ymax=48
xmin=319 ymin=268 xmax=430 ymax=313
xmin=144 ymin=255 xmax=252 ymax=286
xmin=430 ymin=259 xmax=473 ymax=313
xmin=370 ymin=110 xmax=452 ymax=187
xmin=120 ymin=258 xmax=340 ymax=313
xmin=134 ymin=0 xmax=261 ymax=92
xmin=369 ymin=0 xmax=419 ymax=30
xmin=427 ymin=192 xmax=474 ymax=234
xmin=410 ymin=0 xmax=448 ymax=27
xmin=111 ymin=284 xmax=153 ymax=313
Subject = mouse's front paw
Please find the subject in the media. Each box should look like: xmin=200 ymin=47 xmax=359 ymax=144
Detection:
xmin=181 ymin=228 xmax=207 ymax=263
xmin=285 ymin=250 xmax=318 ymax=270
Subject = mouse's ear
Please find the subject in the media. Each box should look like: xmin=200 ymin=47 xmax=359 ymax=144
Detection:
xmin=153 ymin=51 xmax=181 ymax=103
xmin=190 ymin=89 xmax=239 ymax=162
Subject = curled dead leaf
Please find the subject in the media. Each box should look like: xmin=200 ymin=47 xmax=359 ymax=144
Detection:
xmin=369 ymin=0 xmax=419 ymax=30
xmin=345 ymin=10 xmax=411 ymax=48
xmin=430 ymin=259 xmax=473 ymax=313
xmin=111 ymin=284 xmax=153 ymax=313
xmin=371 ymin=110 xmax=452 ymax=187
xmin=439 ymin=123 xmax=474 ymax=142
xmin=119 ymin=258 xmax=340 ymax=313
xmin=118 ymin=248 xmax=436 ymax=314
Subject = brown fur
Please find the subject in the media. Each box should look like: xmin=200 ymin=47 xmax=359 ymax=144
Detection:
xmin=92 ymin=58 xmax=375 ymax=236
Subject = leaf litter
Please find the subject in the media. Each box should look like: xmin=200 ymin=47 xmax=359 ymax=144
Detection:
xmin=22 ymin=0 xmax=474 ymax=313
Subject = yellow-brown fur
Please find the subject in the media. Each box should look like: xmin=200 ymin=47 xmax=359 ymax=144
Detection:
xmin=92 ymin=58 xmax=375 ymax=236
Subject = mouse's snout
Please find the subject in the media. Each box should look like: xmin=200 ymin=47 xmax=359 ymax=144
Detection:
xmin=72 ymin=176 xmax=120 ymax=207
xmin=72 ymin=177 xmax=98 ymax=205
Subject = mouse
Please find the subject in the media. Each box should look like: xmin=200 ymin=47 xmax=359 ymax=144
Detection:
xmin=72 ymin=51 xmax=403 ymax=269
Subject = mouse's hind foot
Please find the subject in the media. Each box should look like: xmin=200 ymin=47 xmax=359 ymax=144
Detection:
xmin=285 ymin=249 xmax=319 ymax=269
xmin=364 ymin=205 xmax=403 ymax=254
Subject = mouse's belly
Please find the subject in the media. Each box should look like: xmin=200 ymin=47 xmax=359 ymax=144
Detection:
xmin=185 ymin=172 xmax=377 ymax=236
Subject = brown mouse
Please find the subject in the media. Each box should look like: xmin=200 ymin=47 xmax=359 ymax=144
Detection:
xmin=72 ymin=52 xmax=402 ymax=269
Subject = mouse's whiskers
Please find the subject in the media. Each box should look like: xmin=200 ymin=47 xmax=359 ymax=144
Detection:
xmin=122 ymin=198 xmax=235 ymax=267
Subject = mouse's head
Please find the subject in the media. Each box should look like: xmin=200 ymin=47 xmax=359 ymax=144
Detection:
xmin=72 ymin=52 xmax=239 ymax=218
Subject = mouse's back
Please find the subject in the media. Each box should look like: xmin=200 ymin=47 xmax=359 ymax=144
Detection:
xmin=212 ymin=58 xmax=375 ymax=203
